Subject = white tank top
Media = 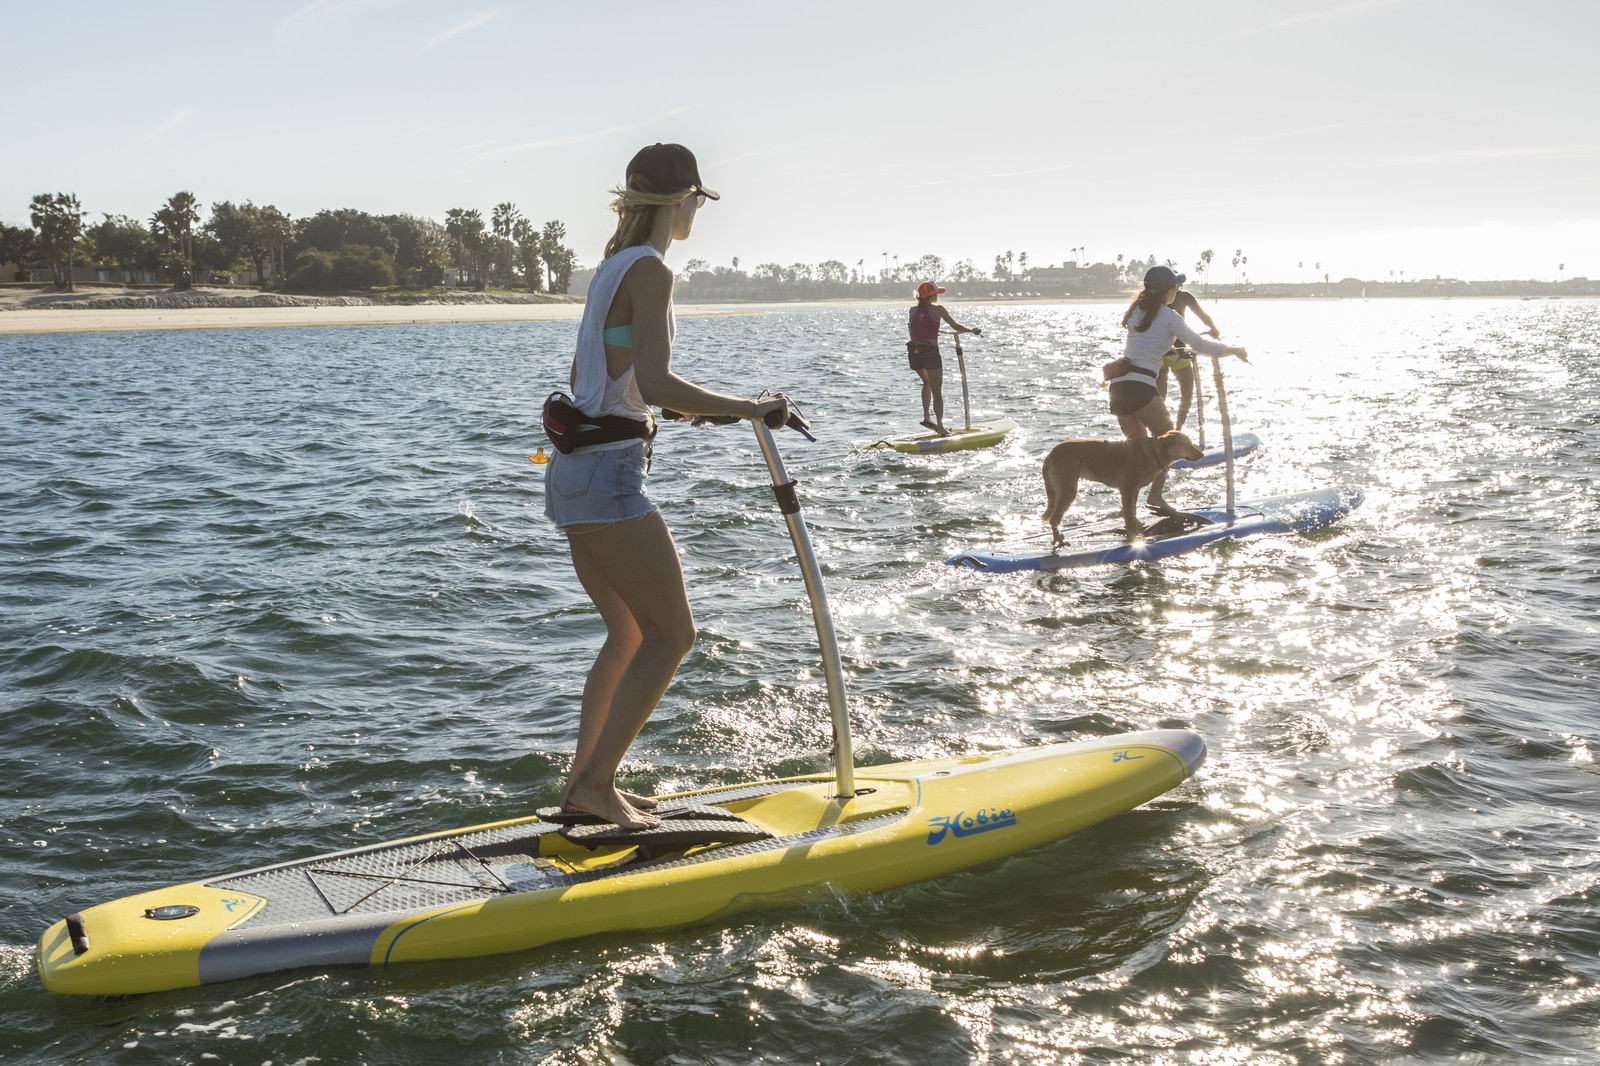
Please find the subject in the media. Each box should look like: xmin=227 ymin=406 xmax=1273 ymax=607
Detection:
xmin=572 ymin=244 xmax=674 ymax=426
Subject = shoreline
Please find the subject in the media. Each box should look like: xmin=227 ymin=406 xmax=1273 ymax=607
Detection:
xmin=1 ymin=288 xmax=1592 ymax=336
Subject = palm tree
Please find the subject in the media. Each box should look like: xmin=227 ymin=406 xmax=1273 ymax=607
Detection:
xmin=443 ymin=208 xmax=468 ymax=284
xmin=512 ymin=217 xmax=539 ymax=291
xmin=30 ymin=192 xmax=87 ymax=290
xmin=491 ymin=202 xmax=519 ymax=238
xmin=539 ymin=219 xmax=567 ymax=292
xmin=166 ymin=191 xmax=199 ymax=260
xmin=491 ymin=202 xmax=523 ymax=287
xmin=1199 ymin=249 xmax=1214 ymax=291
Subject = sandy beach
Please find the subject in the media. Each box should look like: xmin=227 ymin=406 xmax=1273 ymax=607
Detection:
xmin=0 ymin=287 xmax=895 ymax=334
xmin=0 ymin=286 xmax=594 ymax=335
xmin=0 ymin=301 xmax=592 ymax=334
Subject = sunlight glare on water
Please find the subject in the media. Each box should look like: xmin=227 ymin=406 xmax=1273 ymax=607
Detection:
xmin=0 ymin=297 xmax=1597 ymax=1063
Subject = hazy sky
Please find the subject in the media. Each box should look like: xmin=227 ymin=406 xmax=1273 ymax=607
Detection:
xmin=8 ymin=0 xmax=1596 ymax=282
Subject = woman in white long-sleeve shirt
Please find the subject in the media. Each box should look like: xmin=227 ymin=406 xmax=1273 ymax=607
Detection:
xmin=1111 ymin=265 xmax=1248 ymax=514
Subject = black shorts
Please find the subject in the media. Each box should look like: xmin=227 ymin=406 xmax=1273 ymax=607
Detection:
xmin=907 ymin=341 xmax=941 ymax=372
xmin=1108 ymin=379 xmax=1158 ymax=415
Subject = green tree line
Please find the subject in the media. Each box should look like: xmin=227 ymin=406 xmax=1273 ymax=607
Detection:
xmin=672 ymin=249 xmax=1245 ymax=301
xmin=1 ymin=191 xmax=578 ymax=294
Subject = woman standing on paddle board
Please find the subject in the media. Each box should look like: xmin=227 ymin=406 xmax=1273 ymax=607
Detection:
xmin=542 ymin=144 xmax=789 ymax=830
xmin=906 ymin=281 xmax=980 ymax=436
xmin=1112 ymin=265 xmax=1246 ymax=515
xmin=1156 ymin=280 xmax=1220 ymax=432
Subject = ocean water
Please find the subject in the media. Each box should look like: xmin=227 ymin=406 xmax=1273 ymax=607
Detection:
xmin=1 ymin=297 xmax=1597 ymax=1064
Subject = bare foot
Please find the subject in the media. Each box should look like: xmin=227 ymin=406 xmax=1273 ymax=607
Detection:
xmin=565 ymin=786 xmax=656 ymax=810
xmin=620 ymin=790 xmax=657 ymax=810
xmin=563 ymin=784 xmax=661 ymax=830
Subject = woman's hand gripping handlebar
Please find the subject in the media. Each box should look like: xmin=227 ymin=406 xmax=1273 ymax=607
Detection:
xmin=661 ymin=393 xmax=815 ymax=441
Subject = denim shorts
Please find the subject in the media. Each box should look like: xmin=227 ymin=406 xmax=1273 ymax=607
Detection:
xmin=543 ymin=441 xmax=656 ymax=529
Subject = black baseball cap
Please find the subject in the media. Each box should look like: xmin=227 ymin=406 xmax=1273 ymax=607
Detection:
xmin=1144 ymin=265 xmax=1185 ymax=288
xmin=626 ymin=143 xmax=720 ymax=200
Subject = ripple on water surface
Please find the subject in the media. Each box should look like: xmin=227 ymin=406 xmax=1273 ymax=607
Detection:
xmin=2 ymin=301 xmax=1598 ymax=1062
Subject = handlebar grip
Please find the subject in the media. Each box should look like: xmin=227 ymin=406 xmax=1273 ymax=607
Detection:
xmin=663 ymin=403 xmax=811 ymax=438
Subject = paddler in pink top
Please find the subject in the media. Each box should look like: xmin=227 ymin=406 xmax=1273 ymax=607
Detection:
xmin=906 ymin=281 xmax=980 ymax=436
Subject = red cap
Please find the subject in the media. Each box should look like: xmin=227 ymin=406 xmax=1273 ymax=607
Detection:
xmin=915 ymin=281 xmax=945 ymax=298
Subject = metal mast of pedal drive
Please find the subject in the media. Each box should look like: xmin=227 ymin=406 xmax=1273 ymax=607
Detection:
xmin=752 ymin=420 xmax=856 ymax=800
xmin=954 ymin=334 xmax=974 ymax=432
xmin=1208 ymin=356 xmax=1237 ymax=519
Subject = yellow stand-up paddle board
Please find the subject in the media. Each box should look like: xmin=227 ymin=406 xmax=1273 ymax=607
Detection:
xmin=870 ymin=417 xmax=1019 ymax=454
xmin=37 ymin=408 xmax=1204 ymax=997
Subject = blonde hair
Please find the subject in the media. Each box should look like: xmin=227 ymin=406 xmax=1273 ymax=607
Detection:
xmin=603 ymin=175 xmax=693 ymax=259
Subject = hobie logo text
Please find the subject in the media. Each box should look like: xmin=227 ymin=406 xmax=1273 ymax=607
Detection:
xmin=925 ymin=806 xmax=1017 ymax=845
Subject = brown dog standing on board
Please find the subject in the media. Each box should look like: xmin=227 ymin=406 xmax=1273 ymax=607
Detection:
xmin=1043 ymin=430 xmax=1204 ymax=544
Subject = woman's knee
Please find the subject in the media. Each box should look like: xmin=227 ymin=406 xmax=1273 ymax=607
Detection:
xmin=645 ymin=615 xmax=697 ymax=660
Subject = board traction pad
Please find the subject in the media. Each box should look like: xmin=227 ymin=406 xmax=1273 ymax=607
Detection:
xmin=205 ymin=782 xmax=901 ymax=925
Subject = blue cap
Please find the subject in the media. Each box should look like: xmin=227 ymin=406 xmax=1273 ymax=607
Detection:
xmin=1144 ymin=265 xmax=1185 ymax=289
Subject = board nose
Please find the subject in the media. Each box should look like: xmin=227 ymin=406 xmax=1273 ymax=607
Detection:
xmin=1135 ymin=729 xmax=1208 ymax=777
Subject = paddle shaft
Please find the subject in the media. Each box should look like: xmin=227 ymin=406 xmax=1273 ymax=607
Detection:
xmin=751 ymin=420 xmax=857 ymax=800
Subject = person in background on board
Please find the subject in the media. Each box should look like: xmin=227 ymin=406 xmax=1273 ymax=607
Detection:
xmin=542 ymin=143 xmax=789 ymax=830
xmin=1155 ymin=279 xmax=1220 ymax=432
xmin=906 ymin=281 xmax=980 ymax=436
xmin=1111 ymin=265 xmax=1247 ymax=515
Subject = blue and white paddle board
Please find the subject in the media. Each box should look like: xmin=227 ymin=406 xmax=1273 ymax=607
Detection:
xmin=946 ymin=487 xmax=1362 ymax=573
xmin=1170 ymin=432 xmax=1260 ymax=470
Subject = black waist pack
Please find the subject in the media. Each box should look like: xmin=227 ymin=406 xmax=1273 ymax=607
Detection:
xmin=541 ymin=392 xmax=655 ymax=454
